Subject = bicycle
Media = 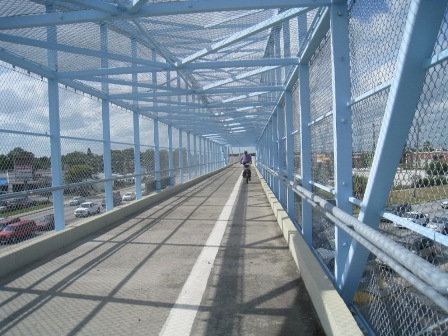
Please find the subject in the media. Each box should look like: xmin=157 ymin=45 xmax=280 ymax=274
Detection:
xmin=242 ymin=163 xmax=251 ymax=184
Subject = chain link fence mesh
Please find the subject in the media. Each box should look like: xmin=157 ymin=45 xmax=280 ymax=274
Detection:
xmin=0 ymin=65 xmax=221 ymax=254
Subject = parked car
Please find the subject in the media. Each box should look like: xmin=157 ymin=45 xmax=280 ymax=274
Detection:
xmin=0 ymin=219 xmax=37 ymax=244
xmin=381 ymin=203 xmax=412 ymax=223
xmin=394 ymin=211 xmax=429 ymax=228
xmin=101 ymin=191 xmax=122 ymax=207
xmin=377 ymin=234 xmax=437 ymax=268
xmin=74 ymin=202 xmax=100 ymax=218
xmin=35 ymin=214 xmax=55 ymax=231
xmin=69 ymin=196 xmax=86 ymax=206
xmin=427 ymin=216 xmax=448 ymax=235
xmin=441 ymin=200 xmax=448 ymax=209
xmin=0 ymin=217 xmax=21 ymax=231
xmin=0 ymin=201 xmax=8 ymax=213
xmin=5 ymin=197 xmax=37 ymax=210
xmin=122 ymin=192 xmax=136 ymax=201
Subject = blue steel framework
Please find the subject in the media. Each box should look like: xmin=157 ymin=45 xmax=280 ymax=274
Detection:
xmin=1 ymin=0 xmax=448 ymax=334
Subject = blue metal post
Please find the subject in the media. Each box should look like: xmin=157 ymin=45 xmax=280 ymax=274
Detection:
xmin=284 ymin=91 xmax=295 ymax=219
xmin=47 ymin=4 xmax=64 ymax=230
xmin=193 ymin=135 xmax=198 ymax=177
xmin=132 ymin=38 xmax=142 ymax=199
xmin=100 ymin=23 xmax=113 ymax=211
xmin=330 ymin=0 xmax=353 ymax=287
xmin=299 ymin=63 xmax=313 ymax=244
xmin=206 ymin=140 xmax=211 ymax=173
xmin=199 ymin=137 xmax=203 ymax=176
xmin=154 ymin=119 xmax=161 ymax=190
xmin=277 ymin=104 xmax=286 ymax=206
xmin=272 ymin=111 xmax=279 ymax=197
xmin=179 ymin=129 xmax=184 ymax=184
xmin=187 ymin=132 xmax=191 ymax=180
xmin=168 ymin=125 xmax=174 ymax=186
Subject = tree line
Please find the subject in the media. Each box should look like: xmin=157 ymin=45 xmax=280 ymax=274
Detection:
xmin=1 ymin=147 xmax=193 ymax=184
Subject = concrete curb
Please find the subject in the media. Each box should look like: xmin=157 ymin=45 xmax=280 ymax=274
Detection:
xmin=255 ymin=168 xmax=363 ymax=336
xmin=0 ymin=167 xmax=226 ymax=279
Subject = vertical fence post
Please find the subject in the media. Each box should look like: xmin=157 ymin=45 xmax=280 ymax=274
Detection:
xmin=47 ymin=4 xmax=65 ymax=230
xmin=330 ymin=0 xmax=353 ymax=287
xmin=179 ymin=129 xmax=183 ymax=183
xmin=168 ymin=125 xmax=174 ymax=186
xmin=299 ymin=63 xmax=313 ymax=245
xmin=284 ymin=90 xmax=295 ymax=220
xmin=154 ymin=119 xmax=160 ymax=191
xmin=272 ymin=111 xmax=279 ymax=196
xmin=100 ymin=23 xmax=113 ymax=211
xmin=199 ymin=136 xmax=203 ymax=176
xmin=193 ymin=135 xmax=197 ymax=177
xmin=277 ymin=104 xmax=286 ymax=206
xmin=132 ymin=38 xmax=142 ymax=199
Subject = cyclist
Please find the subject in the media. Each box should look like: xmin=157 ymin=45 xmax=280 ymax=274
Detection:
xmin=240 ymin=150 xmax=252 ymax=179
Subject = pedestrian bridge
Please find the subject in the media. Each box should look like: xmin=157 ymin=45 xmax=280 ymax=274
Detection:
xmin=0 ymin=1 xmax=448 ymax=335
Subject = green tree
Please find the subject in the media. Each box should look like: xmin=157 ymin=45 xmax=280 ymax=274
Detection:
xmin=426 ymin=161 xmax=448 ymax=176
xmin=422 ymin=140 xmax=433 ymax=152
xmin=160 ymin=149 xmax=169 ymax=171
xmin=7 ymin=147 xmax=35 ymax=166
xmin=140 ymin=149 xmax=155 ymax=173
xmin=353 ymin=174 xmax=368 ymax=200
xmin=64 ymin=164 xmax=93 ymax=183
xmin=0 ymin=154 xmax=13 ymax=171
xmin=34 ymin=156 xmax=51 ymax=170
xmin=62 ymin=151 xmax=89 ymax=169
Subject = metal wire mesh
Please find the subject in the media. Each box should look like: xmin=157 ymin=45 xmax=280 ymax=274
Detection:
xmin=348 ymin=0 xmax=410 ymax=99
xmin=0 ymin=61 xmax=222 ymax=254
xmin=351 ymin=90 xmax=389 ymax=201
xmin=291 ymin=81 xmax=301 ymax=177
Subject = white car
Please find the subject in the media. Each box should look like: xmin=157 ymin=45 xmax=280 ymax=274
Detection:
xmin=427 ymin=216 xmax=448 ymax=235
xmin=394 ymin=211 xmax=430 ymax=228
xmin=69 ymin=196 xmax=86 ymax=206
xmin=441 ymin=200 xmax=448 ymax=209
xmin=74 ymin=202 xmax=100 ymax=218
xmin=122 ymin=192 xmax=136 ymax=201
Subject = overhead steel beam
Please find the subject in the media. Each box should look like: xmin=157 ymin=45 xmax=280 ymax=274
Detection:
xmin=0 ymin=32 xmax=166 ymax=68
xmin=93 ymin=77 xmax=192 ymax=94
xmin=57 ymin=65 xmax=164 ymax=78
xmin=299 ymin=7 xmax=330 ymax=63
xmin=138 ymin=100 xmax=275 ymax=111
xmin=178 ymin=57 xmax=300 ymax=70
xmin=62 ymin=0 xmax=120 ymax=15
xmin=129 ymin=0 xmax=150 ymax=14
xmin=178 ymin=8 xmax=311 ymax=65
xmin=202 ymin=66 xmax=280 ymax=90
xmin=0 ymin=48 xmax=55 ymax=79
xmin=220 ymin=91 xmax=269 ymax=103
xmin=0 ymin=1 xmax=330 ymax=30
xmin=198 ymin=85 xmax=285 ymax=94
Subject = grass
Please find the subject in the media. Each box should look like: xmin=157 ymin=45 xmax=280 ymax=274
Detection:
xmin=0 ymin=202 xmax=52 ymax=218
xmin=388 ymin=184 xmax=448 ymax=205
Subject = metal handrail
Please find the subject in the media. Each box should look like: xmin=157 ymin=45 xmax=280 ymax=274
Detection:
xmin=257 ymin=162 xmax=448 ymax=296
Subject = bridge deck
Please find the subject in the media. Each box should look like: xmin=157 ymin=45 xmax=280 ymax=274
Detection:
xmin=0 ymin=166 xmax=324 ymax=335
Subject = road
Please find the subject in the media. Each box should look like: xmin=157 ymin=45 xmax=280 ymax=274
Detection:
xmin=0 ymin=189 xmax=136 ymax=250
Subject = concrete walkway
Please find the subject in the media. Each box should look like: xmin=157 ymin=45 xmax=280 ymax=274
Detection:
xmin=0 ymin=166 xmax=325 ymax=335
